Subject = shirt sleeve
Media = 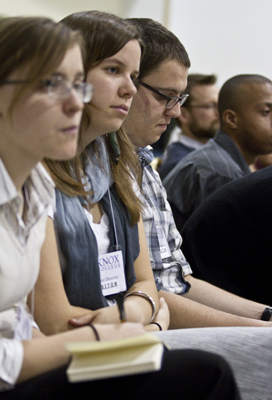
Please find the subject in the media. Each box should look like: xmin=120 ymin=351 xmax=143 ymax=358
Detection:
xmin=146 ymin=165 xmax=193 ymax=281
xmin=47 ymin=190 xmax=56 ymax=220
xmin=0 ymin=338 xmax=24 ymax=391
xmin=163 ymin=178 xmax=193 ymax=276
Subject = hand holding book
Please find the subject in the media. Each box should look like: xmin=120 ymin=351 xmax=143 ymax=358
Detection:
xmin=69 ymin=296 xmax=170 ymax=333
xmin=66 ymin=333 xmax=166 ymax=383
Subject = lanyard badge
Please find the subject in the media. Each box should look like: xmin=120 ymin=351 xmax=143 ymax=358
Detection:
xmin=99 ymin=250 xmax=127 ymax=296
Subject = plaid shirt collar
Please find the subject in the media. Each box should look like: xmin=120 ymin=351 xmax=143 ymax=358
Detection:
xmin=137 ymin=146 xmax=154 ymax=167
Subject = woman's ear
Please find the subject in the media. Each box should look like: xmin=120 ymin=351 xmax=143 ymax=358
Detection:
xmin=222 ymin=109 xmax=238 ymax=130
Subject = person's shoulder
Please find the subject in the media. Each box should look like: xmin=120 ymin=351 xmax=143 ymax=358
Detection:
xmin=176 ymin=138 xmax=217 ymax=166
xmin=162 ymin=154 xmax=199 ymax=189
xmin=159 ymin=142 xmax=194 ymax=179
xmin=187 ymin=167 xmax=272 ymax=220
xmin=165 ymin=145 xmax=211 ymax=180
xmin=246 ymin=165 xmax=272 ymax=184
xmin=167 ymin=141 xmax=193 ymax=152
xmin=216 ymin=166 xmax=272 ymax=199
xmin=185 ymin=137 xmax=245 ymax=178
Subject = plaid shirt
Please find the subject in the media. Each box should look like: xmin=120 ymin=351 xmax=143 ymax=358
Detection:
xmin=138 ymin=147 xmax=192 ymax=294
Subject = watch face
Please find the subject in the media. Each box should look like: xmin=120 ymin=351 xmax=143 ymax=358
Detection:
xmin=261 ymin=307 xmax=272 ymax=321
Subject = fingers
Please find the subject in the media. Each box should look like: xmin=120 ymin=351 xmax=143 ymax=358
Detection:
xmin=153 ymin=297 xmax=170 ymax=330
xmin=69 ymin=312 xmax=96 ymax=327
xmin=159 ymin=296 xmax=169 ymax=311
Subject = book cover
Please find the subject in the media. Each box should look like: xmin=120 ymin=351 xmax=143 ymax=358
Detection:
xmin=65 ymin=333 xmax=165 ymax=383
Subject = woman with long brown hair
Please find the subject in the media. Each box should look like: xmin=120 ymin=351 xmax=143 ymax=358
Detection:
xmin=35 ymin=11 xmax=163 ymax=333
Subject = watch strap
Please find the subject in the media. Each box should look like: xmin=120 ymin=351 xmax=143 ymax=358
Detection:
xmin=261 ymin=307 xmax=272 ymax=321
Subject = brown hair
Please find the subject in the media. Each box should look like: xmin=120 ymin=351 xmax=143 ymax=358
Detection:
xmin=45 ymin=11 xmax=143 ymax=225
xmin=0 ymin=16 xmax=84 ymax=113
xmin=127 ymin=18 xmax=190 ymax=81
xmin=182 ymin=74 xmax=217 ymax=108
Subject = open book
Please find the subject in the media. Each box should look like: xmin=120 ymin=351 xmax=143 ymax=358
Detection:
xmin=65 ymin=333 xmax=165 ymax=383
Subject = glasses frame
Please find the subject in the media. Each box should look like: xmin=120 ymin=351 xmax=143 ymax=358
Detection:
xmin=0 ymin=76 xmax=93 ymax=104
xmin=138 ymin=80 xmax=189 ymax=109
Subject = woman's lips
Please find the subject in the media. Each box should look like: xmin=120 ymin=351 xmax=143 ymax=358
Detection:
xmin=111 ymin=104 xmax=129 ymax=116
xmin=60 ymin=125 xmax=79 ymax=136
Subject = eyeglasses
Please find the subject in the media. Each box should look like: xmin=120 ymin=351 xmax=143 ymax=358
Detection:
xmin=138 ymin=80 xmax=189 ymax=109
xmin=0 ymin=75 xmax=94 ymax=103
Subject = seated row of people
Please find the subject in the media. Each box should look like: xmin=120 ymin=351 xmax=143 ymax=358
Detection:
xmin=2 ymin=10 xmax=272 ymax=400
xmin=159 ymin=73 xmax=219 ymax=180
xmin=158 ymin=71 xmax=272 ymax=309
xmin=162 ymin=74 xmax=272 ymax=228
xmin=0 ymin=12 xmax=241 ymax=400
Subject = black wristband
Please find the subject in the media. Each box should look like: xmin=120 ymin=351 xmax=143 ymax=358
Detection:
xmin=150 ymin=321 xmax=162 ymax=331
xmin=261 ymin=307 xmax=272 ymax=321
xmin=89 ymin=324 xmax=100 ymax=340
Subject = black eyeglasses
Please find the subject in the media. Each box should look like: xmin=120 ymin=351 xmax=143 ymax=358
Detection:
xmin=138 ymin=80 xmax=189 ymax=109
xmin=0 ymin=75 xmax=93 ymax=103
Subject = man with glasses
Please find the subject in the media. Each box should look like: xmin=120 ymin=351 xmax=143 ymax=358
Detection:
xmin=159 ymin=74 xmax=219 ymax=179
xmin=124 ymin=17 xmax=272 ymax=327
xmin=123 ymin=31 xmax=189 ymax=151
xmin=164 ymin=74 xmax=272 ymax=230
xmin=122 ymin=21 xmax=272 ymax=398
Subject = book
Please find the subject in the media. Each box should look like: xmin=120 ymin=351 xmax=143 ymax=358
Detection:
xmin=65 ymin=333 xmax=165 ymax=383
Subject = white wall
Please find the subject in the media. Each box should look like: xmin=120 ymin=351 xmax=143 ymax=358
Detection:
xmin=0 ymin=0 xmax=125 ymax=20
xmin=169 ymin=0 xmax=272 ymax=87
xmin=122 ymin=0 xmax=166 ymax=24
xmin=0 ymin=0 xmax=166 ymax=21
xmin=1 ymin=0 xmax=271 ymax=87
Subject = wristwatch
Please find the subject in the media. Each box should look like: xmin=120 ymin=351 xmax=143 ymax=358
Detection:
xmin=261 ymin=307 xmax=272 ymax=321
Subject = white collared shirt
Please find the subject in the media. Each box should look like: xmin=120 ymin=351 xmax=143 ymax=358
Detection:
xmin=0 ymin=159 xmax=54 ymax=390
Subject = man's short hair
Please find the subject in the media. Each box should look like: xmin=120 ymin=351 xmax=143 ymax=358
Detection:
xmin=183 ymin=74 xmax=217 ymax=107
xmin=127 ymin=18 xmax=190 ymax=80
xmin=218 ymin=74 xmax=272 ymax=122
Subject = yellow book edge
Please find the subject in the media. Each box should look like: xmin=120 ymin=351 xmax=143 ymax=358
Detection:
xmin=65 ymin=333 xmax=169 ymax=383
xmin=65 ymin=333 xmax=167 ymax=354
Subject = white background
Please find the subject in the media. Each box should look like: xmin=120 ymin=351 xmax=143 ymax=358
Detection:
xmin=1 ymin=0 xmax=271 ymax=87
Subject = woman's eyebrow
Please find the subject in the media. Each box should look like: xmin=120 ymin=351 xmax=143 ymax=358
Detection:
xmin=103 ymin=58 xmax=139 ymax=75
xmin=103 ymin=58 xmax=124 ymax=66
